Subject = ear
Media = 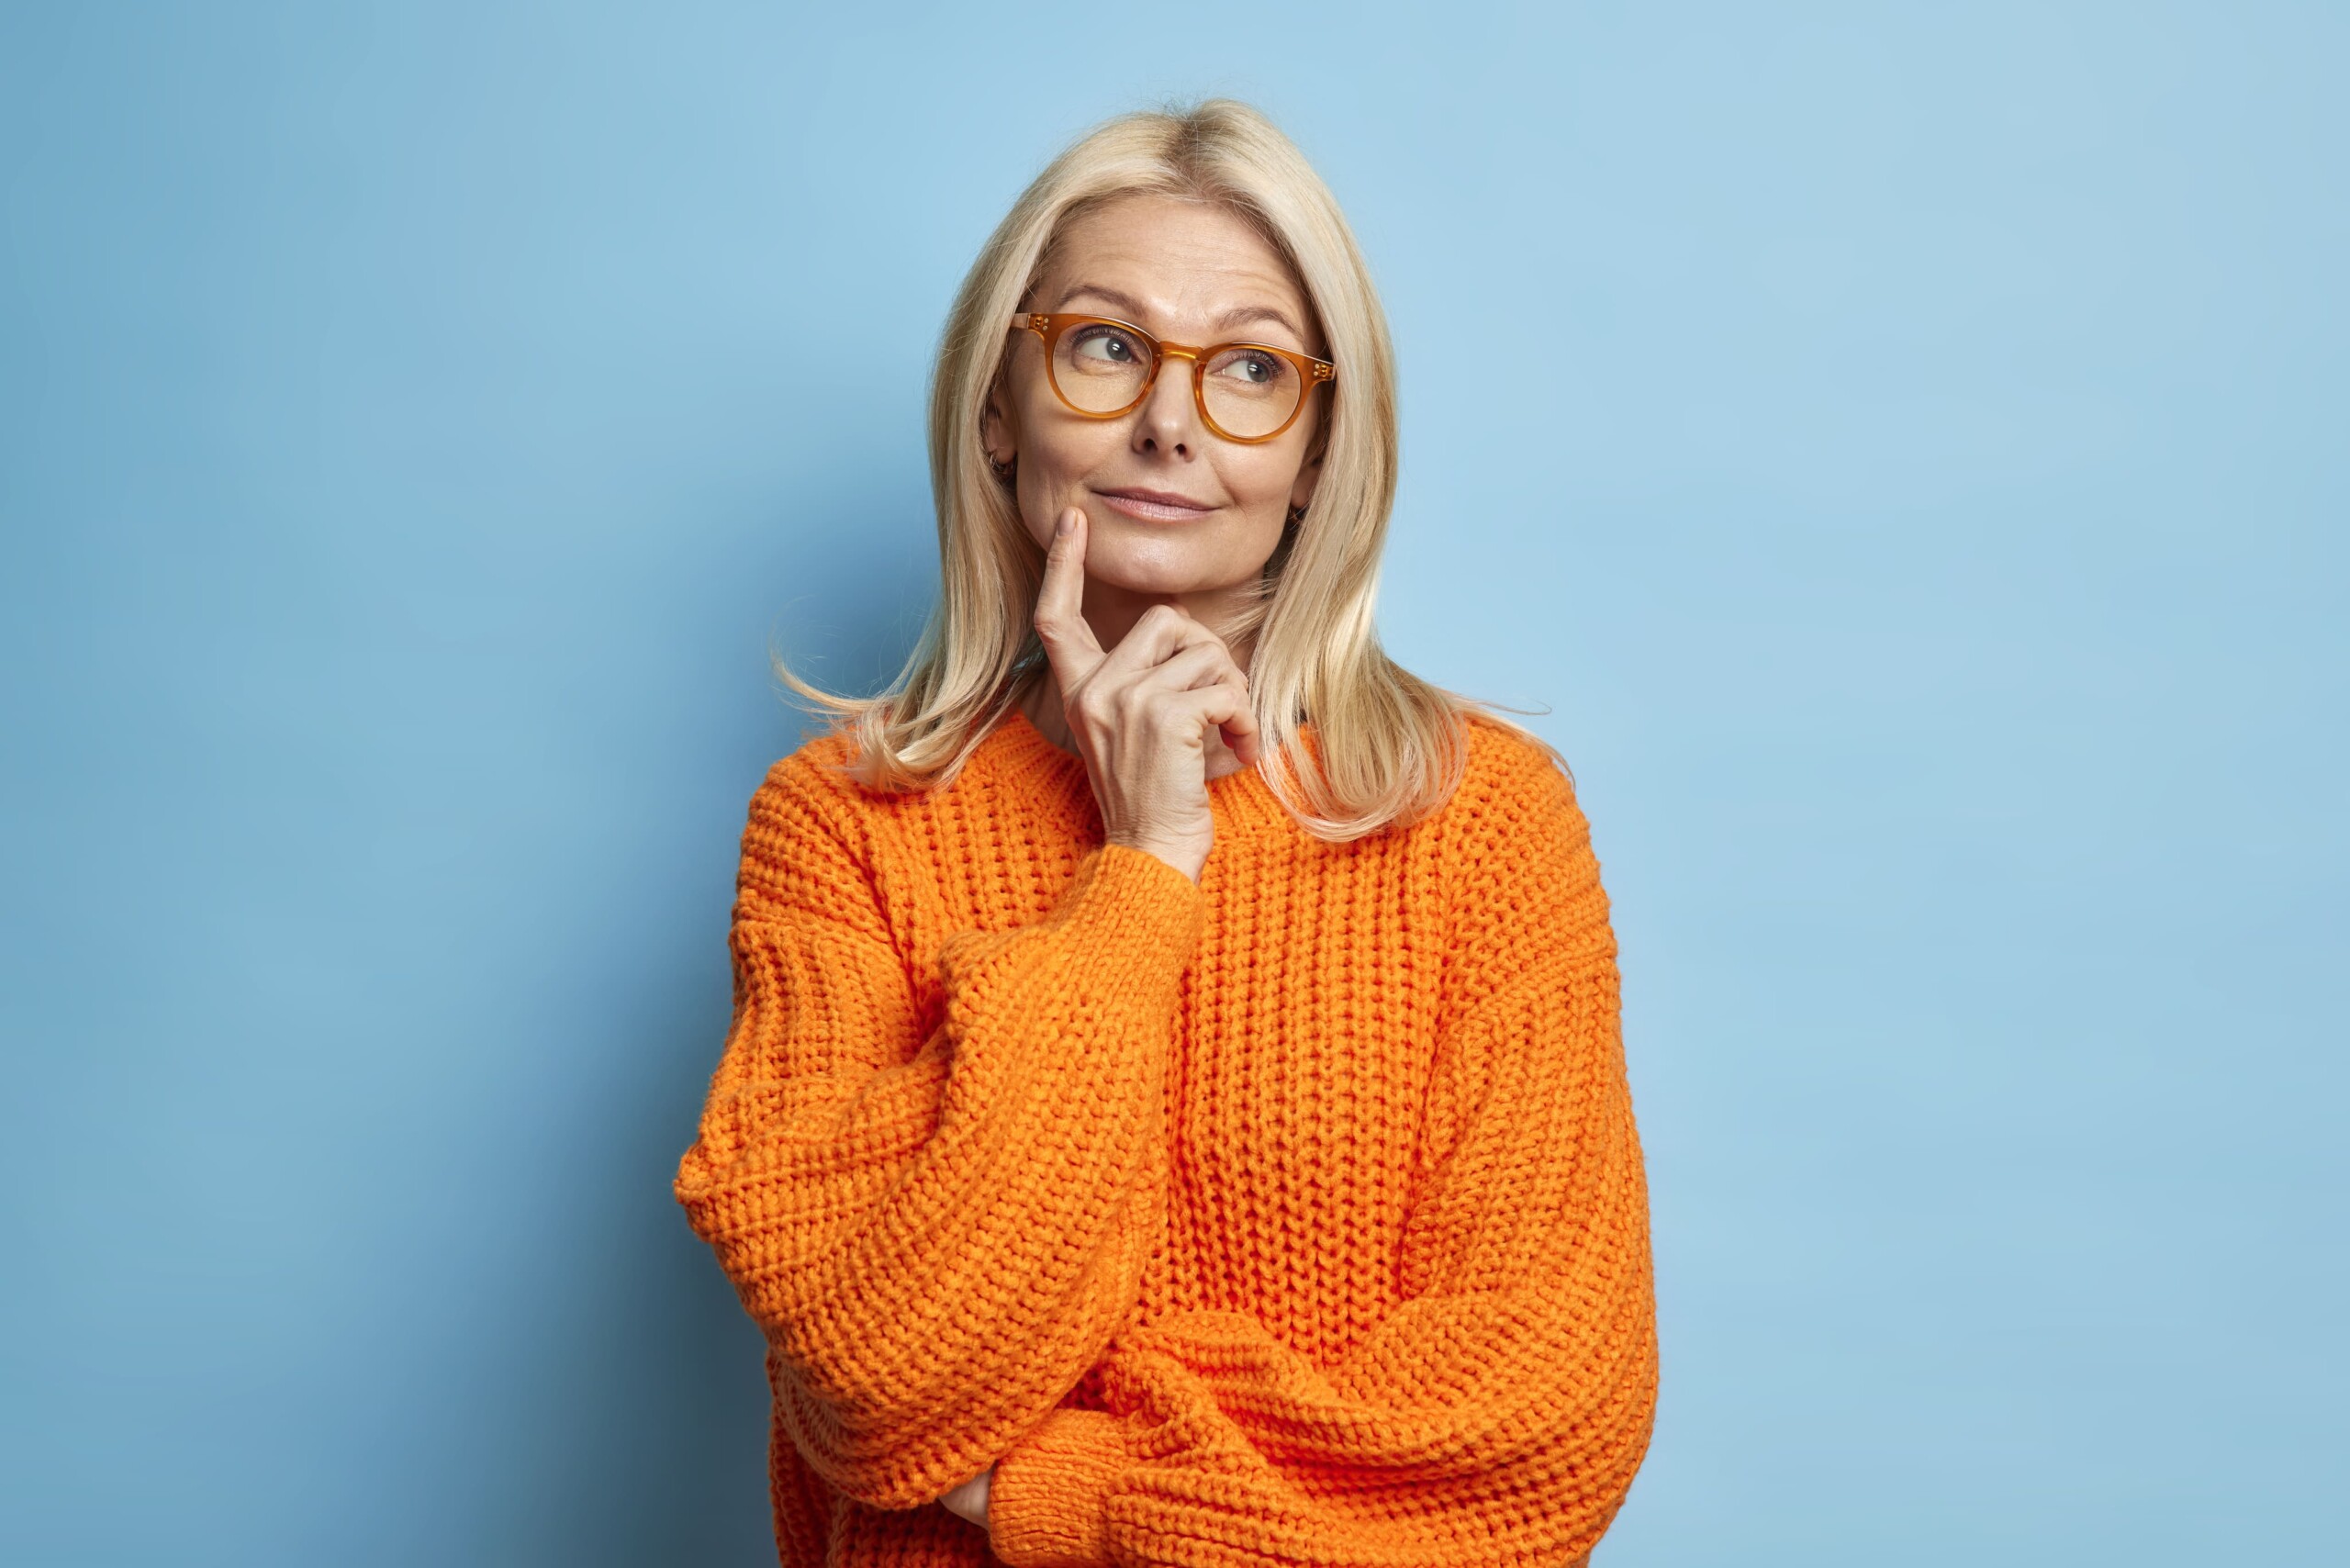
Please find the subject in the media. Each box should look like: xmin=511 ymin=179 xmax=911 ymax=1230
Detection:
xmin=1288 ymin=410 xmax=1329 ymax=511
xmin=980 ymin=373 xmax=1019 ymax=467
xmin=1289 ymin=450 xmax=1326 ymax=514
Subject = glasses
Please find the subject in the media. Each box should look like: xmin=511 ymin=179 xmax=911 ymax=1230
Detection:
xmin=1007 ymin=312 xmax=1335 ymax=444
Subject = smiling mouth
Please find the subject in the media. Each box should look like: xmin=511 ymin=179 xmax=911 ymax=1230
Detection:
xmin=1093 ymin=487 xmax=1217 ymax=522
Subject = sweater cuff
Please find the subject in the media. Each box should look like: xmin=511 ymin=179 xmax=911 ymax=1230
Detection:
xmin=987 ymin=1407 xmax=1131 ymax=1568
xmin=1055 ymin=843 xmax=1207 ymax=958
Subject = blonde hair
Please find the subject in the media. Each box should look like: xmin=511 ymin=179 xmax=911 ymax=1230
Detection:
xmin=775 ymin=97 xmax=1561 ymax=840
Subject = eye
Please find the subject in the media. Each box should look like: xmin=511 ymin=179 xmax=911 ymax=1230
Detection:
xmin=1069 ymin=325 xmax=1145 ymax=364
xmin=1206 ymin=348 xmax=1291 ymax=389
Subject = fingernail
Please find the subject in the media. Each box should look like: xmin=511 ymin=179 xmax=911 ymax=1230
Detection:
xmin=1057 ymin=510 xmax=1077 ymax=536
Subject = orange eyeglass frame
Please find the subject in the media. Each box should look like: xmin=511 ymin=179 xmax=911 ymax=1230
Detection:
xmin=1007 ymin=312 xmax=1337 ymax=444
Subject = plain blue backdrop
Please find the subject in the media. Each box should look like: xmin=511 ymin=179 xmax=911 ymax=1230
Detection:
xmin=3 ymin=3 xmax=2342 ymax=1563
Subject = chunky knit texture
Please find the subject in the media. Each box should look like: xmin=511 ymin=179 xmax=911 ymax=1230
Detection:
xmin=675 ymin=708 xmax=1659 ymax=1567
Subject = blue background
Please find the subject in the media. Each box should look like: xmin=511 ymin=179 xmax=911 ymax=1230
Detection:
xmin=4 ymin=3 xmax=2342 ymax=1563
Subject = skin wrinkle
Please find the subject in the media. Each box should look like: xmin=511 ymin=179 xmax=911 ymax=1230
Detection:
xmin=1055 ymin=282 xmax=1313 ymax=351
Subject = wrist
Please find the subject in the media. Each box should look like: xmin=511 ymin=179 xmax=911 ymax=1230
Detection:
xmin=1104 ymin=833 xmax=1203 ymax=884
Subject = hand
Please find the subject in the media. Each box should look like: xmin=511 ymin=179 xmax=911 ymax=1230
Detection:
xmin=939 ymin=1462 xmax=993 ymax=1528
xmin=1031 ymin=506 xmax=1261 ymax=885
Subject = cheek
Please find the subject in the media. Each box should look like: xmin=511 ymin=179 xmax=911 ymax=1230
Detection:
xmin=1009 ymin=396 xmax=1114 ymax=541
xmin=1016 ymin=393 xmax=1122 ymax=484
xmin=1222 ymin=447 xmax=1310 ymax=510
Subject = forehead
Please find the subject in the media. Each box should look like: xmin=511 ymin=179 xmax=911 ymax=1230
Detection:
xmin=1035 ymin=194 xmax=1313 ymax=345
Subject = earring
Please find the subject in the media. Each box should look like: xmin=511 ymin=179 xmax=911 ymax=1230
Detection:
xmin=1286 ymin=503 xmax=1307 ymax=528
xmin=989 ymin=452 xmax=1017 ymax=484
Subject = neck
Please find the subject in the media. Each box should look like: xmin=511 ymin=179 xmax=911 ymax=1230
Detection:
xmin=1084 ymin=576 xmax=1261 ymax=675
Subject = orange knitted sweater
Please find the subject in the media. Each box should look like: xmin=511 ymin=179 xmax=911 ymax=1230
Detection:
xmin=674 ymin=708 xmax=1659 ymax=1568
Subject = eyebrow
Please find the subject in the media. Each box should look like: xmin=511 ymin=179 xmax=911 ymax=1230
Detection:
xmin=1058 ymin=284 xmax=1310 ymax=348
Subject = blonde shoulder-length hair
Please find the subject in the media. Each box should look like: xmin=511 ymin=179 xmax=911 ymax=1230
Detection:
xmin=777 ymin=97 xmax=1563 ymax=841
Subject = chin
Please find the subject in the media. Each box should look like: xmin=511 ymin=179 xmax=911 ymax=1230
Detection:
xmin=1096 ymin=527 xmax=1278 ymax=591
xmin=1089 ymin=542 xmax=1246 ymax=595
xmin=1092 ymin=559 xmax=1221 ymax=596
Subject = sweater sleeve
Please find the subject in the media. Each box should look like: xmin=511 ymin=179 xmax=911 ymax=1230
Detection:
xmin=985 ymin=756 xmax=1658 ymax=1568
xmin=672 ymin=757 xmax=1206 ymax=1513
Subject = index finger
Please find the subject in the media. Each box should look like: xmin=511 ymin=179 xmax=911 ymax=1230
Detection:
xmin=1032 ymin=506 xmax=1103 ymax=693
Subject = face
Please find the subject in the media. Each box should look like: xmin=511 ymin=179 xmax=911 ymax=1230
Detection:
xmin=982 ymin=194 xmax=1326 ymax=632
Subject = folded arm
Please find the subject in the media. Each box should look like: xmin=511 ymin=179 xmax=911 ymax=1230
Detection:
xmin=674 ymin=759 xmax=1204 ymax=1511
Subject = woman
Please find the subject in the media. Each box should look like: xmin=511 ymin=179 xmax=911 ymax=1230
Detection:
xmin=674 ymin=99 xmax=1659 ymax=1568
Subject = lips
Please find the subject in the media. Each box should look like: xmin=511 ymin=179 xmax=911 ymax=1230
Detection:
xmin=1093 ymin=486 xmax=1217 ymax=522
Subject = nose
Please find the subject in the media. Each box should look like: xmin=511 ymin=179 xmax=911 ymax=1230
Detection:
xmin=1132 ymin=349 xmax=1203 ymax=459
